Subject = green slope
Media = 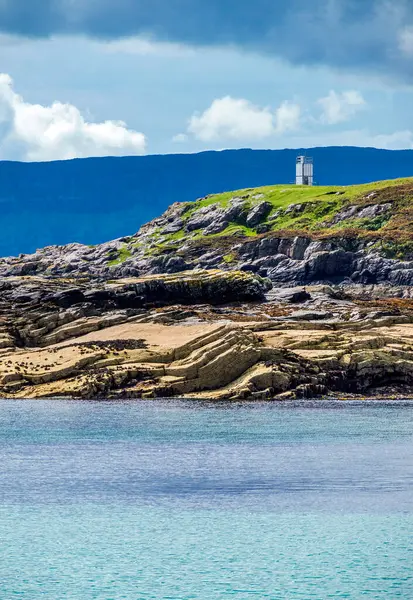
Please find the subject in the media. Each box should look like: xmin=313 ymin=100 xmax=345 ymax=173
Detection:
xmin=185 ymin=178 xmax=412 ymax=235
xmin=114 ymin=178 xmax=413 ymax=263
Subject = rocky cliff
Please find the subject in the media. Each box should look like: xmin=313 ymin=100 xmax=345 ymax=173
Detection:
xmin=2 ymin=177 xmax=413 ymax=286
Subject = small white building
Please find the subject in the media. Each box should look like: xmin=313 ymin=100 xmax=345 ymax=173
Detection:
xmin=296 ymin=156 xmax=314 ymax=186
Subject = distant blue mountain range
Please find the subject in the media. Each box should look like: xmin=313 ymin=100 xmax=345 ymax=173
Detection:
xmin=1 ymin=146 xmax=413 ymax=256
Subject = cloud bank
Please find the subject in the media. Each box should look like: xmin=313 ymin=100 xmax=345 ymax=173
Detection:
xmin=182 ymin=92 xmax=365 ymax=143
xmin=0 ymin=1 xmax=412 ymax=79
xmin=177 ymin=91 xmax=413 ymax=150
xmin=0 ymin=74 xmax=146 ymax=161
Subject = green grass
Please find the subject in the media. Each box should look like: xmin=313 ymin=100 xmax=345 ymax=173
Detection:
xmin=188 ymin=177 xmax=412 ymax=215
xmin=193 ymin=179 xmax=411 ymax=238
xmin=217 ymin=224 xmax=257 ymax=237
xmin=373 ymin=239 xmax=413 ymax=260
xmin=108 ymin=247 xmax=132 ymax=266
xmin=222 ymin=253 xmax=236 ymax=264
xmin=332 ymin=215 xmax=392 ymax=233
xmin=166 ymin=230 xmax=186 ymax=241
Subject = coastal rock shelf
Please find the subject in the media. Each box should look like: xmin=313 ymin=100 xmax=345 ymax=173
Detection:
xmin=2 ymin=274 xmax=413 ymax=399
xmin=3 ymin=317 xmax=413 ymax=400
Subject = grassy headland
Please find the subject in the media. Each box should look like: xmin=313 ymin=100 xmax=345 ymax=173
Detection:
xmin=131 ymin=177 xmax=413 ymax=261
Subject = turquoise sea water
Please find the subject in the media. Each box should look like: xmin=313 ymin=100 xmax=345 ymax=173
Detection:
xmin=0 ymin=399 xmax=412 ymax=599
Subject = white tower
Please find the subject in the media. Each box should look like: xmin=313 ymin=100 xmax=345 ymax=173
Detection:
xmin=296 ymin=156 xmax=314 ymax=186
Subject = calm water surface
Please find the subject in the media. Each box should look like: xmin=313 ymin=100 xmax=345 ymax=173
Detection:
xmin=0 ymin=399 xmax=412 ymax=599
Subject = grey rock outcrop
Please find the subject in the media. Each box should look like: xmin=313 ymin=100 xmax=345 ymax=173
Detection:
xmin=331 ymin=203 xmax=392 ymax=224
xmin=3 ymin=231 xmax=413 ymax=288
xmin=246 ymin=201 xmax=272 ymax=227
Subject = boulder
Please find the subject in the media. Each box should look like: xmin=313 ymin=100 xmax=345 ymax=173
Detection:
xmin=246 ymin=201 xmax=272 ymax=227
xmin=358 ymin=203 xmax=392 ymax=219
xmin=332 ymin=203 xmax=392 ymax=224
xmin=186 ymin=204 xmax=222 ymax=232
xmin=306 ymin=250 xmax=354 ymax=280
xmin=203 ymin=221 xmax=229 ymax=235
xmin=222 ymin=198 xmax=247 ymax=222
xmin=285 ymin=203 xmax=305 ymax=215
xmin=258 ymin=237 xmax=280 ymax=258
xmin=165 ymin=256 xmax=190 ymax=273
xmin=163 ymin=220 xmax=184 ymax=234
xmin=290 ymin=237 xmax=311 ymax=260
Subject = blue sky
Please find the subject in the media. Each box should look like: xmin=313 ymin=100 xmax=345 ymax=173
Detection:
xmin=0 ymin=0 xmax=412 ymax=161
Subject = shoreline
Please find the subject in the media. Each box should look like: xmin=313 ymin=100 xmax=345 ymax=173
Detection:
xmin=3 ymin=395 xmax=413 ymax=406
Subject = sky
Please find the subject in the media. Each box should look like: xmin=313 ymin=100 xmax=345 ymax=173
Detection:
xmin=0 ymin=0 xmax=413 ymax=161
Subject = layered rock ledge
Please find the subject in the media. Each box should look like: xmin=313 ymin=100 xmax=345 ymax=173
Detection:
xmin=2 ymin=271 xmax=413 ymax=400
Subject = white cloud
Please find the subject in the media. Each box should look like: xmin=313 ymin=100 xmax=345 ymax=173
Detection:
xmin=398 ymin=26 xmax=413 ymax=56
xmin=186 ymin=96 xmax=301 ymax=142
xmin=0 ymin=73 xmax=147 ymax=161
xmin=188 ymin=96 xmax=275 ymax=142
xmin=318 ymin=90 xmax=366 ymax=125
xmin=275 ymin=101 xmax=301 ymax=134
